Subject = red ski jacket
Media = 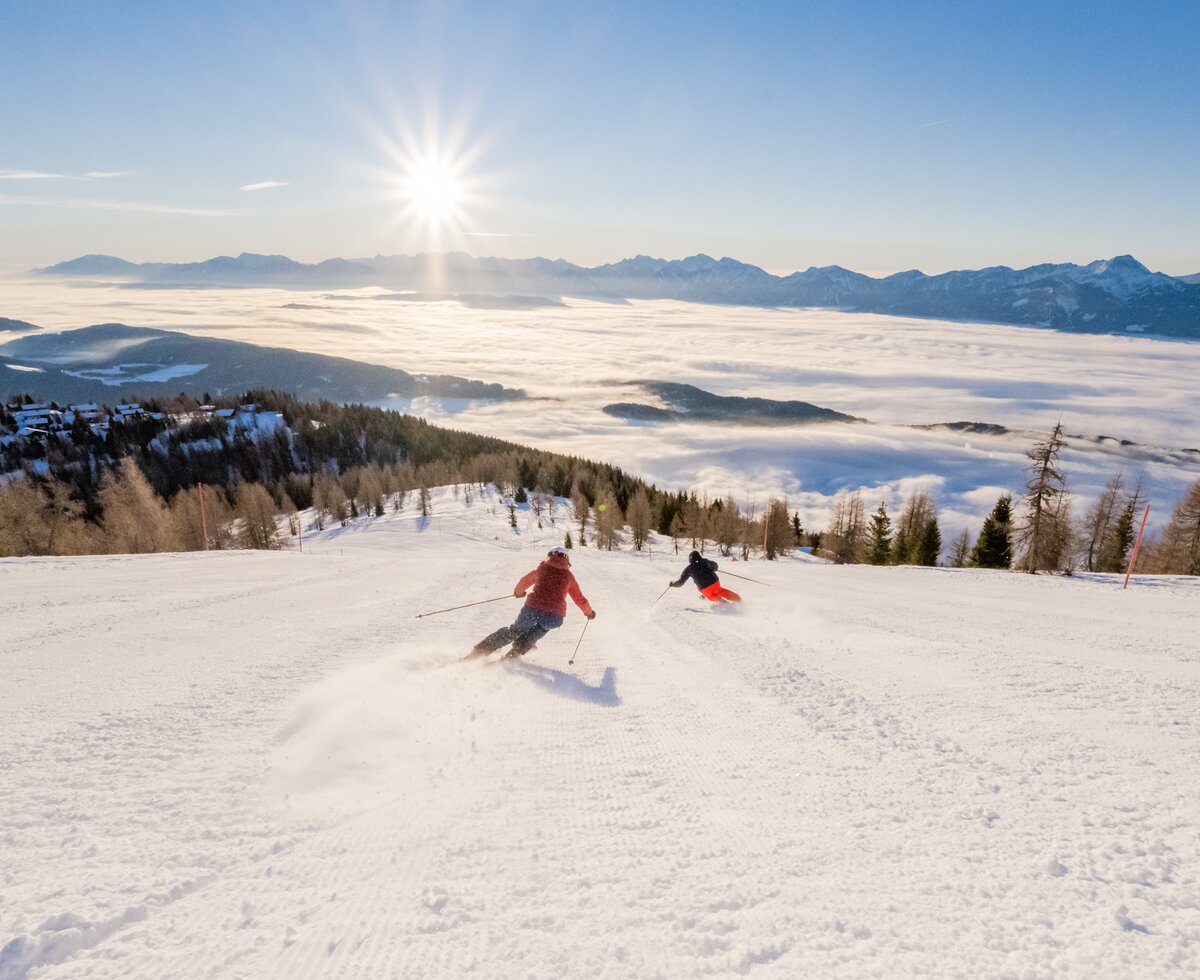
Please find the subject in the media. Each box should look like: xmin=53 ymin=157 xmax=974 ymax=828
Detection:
xmin=515 ymin=553 xmax=593 ymax=619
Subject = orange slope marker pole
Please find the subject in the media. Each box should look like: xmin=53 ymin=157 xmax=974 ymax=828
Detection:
xmin=1123 ymin=504 xmax=1151 ymax=590
xmin=198 ymin=482 xmax=209 ymax=552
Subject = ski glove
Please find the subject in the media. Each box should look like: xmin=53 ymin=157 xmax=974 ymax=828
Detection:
xmin=669 ymin=580 xmax=682 ymax=588
xmin=587 ymin=611 xmax=597 ymax=620
xmin=514 ymin=589 xmax=527 ymax=598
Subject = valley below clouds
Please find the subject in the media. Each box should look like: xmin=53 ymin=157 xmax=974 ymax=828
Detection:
xmin=4 ymin=278 xmax=1199 ymax=534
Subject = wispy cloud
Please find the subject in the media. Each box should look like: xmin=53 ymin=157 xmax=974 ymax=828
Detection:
xmin=240 ymin=180 xmax=289 ymax=192
xmin=1 ymin=169 xmax=134 ymax=181
xmin=0 ymin=170 xmax=67 ymax=180
xmin=918 ymin=119 xmax=950 ymax=129
xmin=0 ymin=193 xmax=233 ymax=216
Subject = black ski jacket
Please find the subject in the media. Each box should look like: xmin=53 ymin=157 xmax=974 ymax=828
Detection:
xmin=671 ymin=552 xmax=719 ymax=590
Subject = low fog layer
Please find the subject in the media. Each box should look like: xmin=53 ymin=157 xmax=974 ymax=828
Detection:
xmin=4 ymin=279 xmax=1198 ymax=533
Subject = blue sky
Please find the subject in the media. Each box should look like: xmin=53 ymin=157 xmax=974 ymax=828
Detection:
xmin=2 ymin=0 xmax=1198 ymax=275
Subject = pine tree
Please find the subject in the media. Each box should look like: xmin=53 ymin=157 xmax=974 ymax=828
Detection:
xmin=916 ymin=516 xmax=942 ymax=566
xmin=570 ymin=483 xmax=589 ymax=547
xmin=99 ymin=458 xmax=179 ymax=554
xmin=947 ymin=528 xmax=972 ymax=568
xmin=1018 ymin=422 xmax=1068 ymax=573
xmin=1080 ymin=472 xmax=1124 ymax=572
xmin=866 ymin=502 xmax=893 ymax=565
xmin=1099 ymin=500 xmax=1136 ymax=573
xmin=594 ymin=489 xmax=621 ymax=550
xmin=824 ymin=491 xmax=866 ymax=564
xmin=564 ymin=530 xmax=573 ymax=550
xmin=1150 ymin=479 xmax=1200 ymax=574
xmin=763 ymin=499 xmax=793 ymax=559
xmin=891 ymin=491 xmax=935 ymax=565
xmin=235 ymin=482 xmax=282 ymax=549
xmin=668 ymin=512 xmax=685 ymax=554
xmin=626 ymin=488 xmax=654 ymax=551
xmin=971 ymin=494 xmax=1013 ymax=569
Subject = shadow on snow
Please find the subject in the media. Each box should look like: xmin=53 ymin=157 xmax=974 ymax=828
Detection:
xmin=506 ymin=663 xmax=621 ymax=707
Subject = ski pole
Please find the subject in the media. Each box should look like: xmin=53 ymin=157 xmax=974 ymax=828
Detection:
xmin=568 ymin=618 xmax=590 ymax=666
xmin=415 ymin=594 xmax=515 ymax=619
xmin=652 ymin=584 xmax=672 ymax=605
xmin=719 ymin=569 xmax=768 ymax=585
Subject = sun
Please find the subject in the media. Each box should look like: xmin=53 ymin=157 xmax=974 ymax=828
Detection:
xmin=400 ymin=157 xmax=461 ymax=226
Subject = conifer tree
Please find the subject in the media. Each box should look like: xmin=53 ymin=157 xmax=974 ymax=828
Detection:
xmin=570 ymin=483 xmax=589 ymax=547
xmin=668 ymin=512 xmax=686 ymax=554
xmin=594 ymin=489 xmax=622 ymax=550
xmin=825 ymin=491 xmax=866 ymax=564
xmin=947 ymin=528 xmax=972 ymax=568
xmin=1018 ymin=422 xmax=1068 ymax=572
xmin=866 ymin=502 xmax=893 ymax=565
xmin=916 ymin=516 xmax=942 ymax=566
xmin=626 ymin=488 xmax=654 ymax=551
xmin=235 ymin=482 xmax=283 ymax=549
xmin=99 ymin=458 xmax=179 ymax=554
xmin=763 ymin=499 xmax=793 ymax=559
xmin=971 ymin=494 xmax=1013 ymax=569
xmin=1080 ymin=472 xmax=1124 ymax=572
xmin=1098 ymin=500 xmax=1137 ymax=573
xmin=1149 ymin=479 xmax=1200 ymax=574
xmin=892 ymin=491 xmax=935 ymax=565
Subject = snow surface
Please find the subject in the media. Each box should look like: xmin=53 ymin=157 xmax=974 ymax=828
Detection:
xmin=3 ymin=488 xmax=1199 ymax=978
xmin=61 ymin=363 xmax=208 ymax=386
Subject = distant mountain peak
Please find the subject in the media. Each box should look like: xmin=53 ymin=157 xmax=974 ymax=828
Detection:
xmin=1086 ymin=254 xmax=1151 ymax=276
xmin=28 ymin=249 xmax=1200 ymax=339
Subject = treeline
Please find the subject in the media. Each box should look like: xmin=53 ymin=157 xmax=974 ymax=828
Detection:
xmin=0 ymin=389 xmax=768 ymax=559
xmin=3 ymin=396 xmax=1198 ymax=576
xmin=820 ymin=422 xmax=1200 ymax=576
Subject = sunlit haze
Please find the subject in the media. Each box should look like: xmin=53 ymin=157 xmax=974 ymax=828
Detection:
xmin=2 ymin=1 xmax=1199 ymax=274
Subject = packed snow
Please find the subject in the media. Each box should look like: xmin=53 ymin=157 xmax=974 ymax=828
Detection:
xmin=3 ymin=488 xmax=1199 ymax=978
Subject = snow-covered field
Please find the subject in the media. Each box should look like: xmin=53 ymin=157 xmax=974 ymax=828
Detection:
xmin=4 ymin=279 xmax=1200 ymax=534
xmin=3 ymin=489 xmax=1199 ymax=979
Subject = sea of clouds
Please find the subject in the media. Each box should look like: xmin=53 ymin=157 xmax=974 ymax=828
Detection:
xmin=4 ymin=278 xmax=1199 ymax=536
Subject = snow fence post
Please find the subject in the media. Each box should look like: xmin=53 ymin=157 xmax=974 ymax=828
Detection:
xmin=1123 ymin=504 xmax=1151 ymax=590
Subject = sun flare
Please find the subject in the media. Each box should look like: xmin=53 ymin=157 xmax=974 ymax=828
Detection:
xmin=402 ymin=158 xmax=461 ymax=224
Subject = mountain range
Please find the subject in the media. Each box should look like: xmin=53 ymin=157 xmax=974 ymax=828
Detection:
xmin=0 ymin=323 xmax=522 ymax=405
xmin=35 ymin=251 xmax=1200 ymax=338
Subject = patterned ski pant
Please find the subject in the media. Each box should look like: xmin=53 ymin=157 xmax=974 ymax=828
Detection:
xmin=474 ymin=605 xmax=565 ymax=657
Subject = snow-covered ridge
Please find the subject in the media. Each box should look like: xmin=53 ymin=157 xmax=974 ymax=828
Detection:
xmin=31 ymin=250 xmax=1200 ymax=338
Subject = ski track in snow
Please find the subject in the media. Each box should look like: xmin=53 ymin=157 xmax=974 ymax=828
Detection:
xmin=2 ymin=487 xmax=1199 ymax=978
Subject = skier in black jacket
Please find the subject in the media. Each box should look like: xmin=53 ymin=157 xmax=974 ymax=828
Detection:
xmin=669 ymin=550 xmax=741 ymax=602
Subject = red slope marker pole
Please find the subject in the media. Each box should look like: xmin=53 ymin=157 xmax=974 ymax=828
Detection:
xmin=1123 ymin=504 xmax=1151 ymax=590
xmin=198 ymin=482 xmax=209 ymax=552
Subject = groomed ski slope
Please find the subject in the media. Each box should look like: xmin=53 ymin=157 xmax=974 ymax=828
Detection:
xmin=2 ymin=487 xmax=1199 ymax=979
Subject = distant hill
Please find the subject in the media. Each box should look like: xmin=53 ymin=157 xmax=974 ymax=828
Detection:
xmin=0 ymin=322 xmax=522 ymax=405
xmin=34 ymin=250 xmax=1200 ymax=338
xmin=604 ymin=382 xmax=862 ymax=425
xmin=0 ymin=317 xmax=39 ymax=333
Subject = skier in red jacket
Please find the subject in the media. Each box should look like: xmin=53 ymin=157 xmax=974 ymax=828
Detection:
xmin=466 ymin=547 xmax=596 ymax=660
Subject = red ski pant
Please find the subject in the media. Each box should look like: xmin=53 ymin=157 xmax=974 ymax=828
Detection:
xmin=700 ymin=581 xmax=741 ymax=603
